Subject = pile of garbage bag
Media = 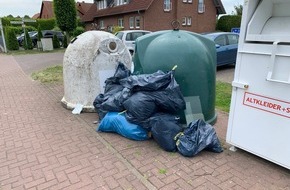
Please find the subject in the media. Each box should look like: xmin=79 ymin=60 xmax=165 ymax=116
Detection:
xmin=94 ymin=62 xmax=223 ymax=156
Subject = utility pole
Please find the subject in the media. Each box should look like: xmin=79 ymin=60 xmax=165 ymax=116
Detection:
xmin=0 ymin=18 xmax=7 ymax=53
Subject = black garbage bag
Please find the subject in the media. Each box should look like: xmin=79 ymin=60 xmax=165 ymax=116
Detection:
xmin=176 ymin=119 xmax=223 ymax=157
xmin=119 ymin=70 xmax=172 ymax=92
xmin=113 ymin=62 xmax=131 ymax=79
xmin=101 ymin=88 xmax=131 ymax=112
xmin=123 ymin=91 xmax=157 ymax=122
xmin=93 ymin=62 xmax=131 ymax=118
xmin=152 ymin=75 xmax=185 ymax=113
xmin=93 ymin=94 xmax=107 ymax=120
xmin=124 ymin=111 xmax=144 ymax=127
xmin=149 ymin=113 xmax=183 ymax=152
xmin=104 ymin=80 xmax=124 ymax=95
xmin=104 ymin=62 xmax=131 ymax=94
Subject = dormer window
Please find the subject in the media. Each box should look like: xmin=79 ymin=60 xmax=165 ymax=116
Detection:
xmin=116 ymin=0 xmax=128 ymax=6
xmin=97 ymin=0 xmax=107 ymax=10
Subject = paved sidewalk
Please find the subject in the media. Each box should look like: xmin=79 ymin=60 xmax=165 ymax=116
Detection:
xmin=0 ymin=54 xmax=289 ymax=190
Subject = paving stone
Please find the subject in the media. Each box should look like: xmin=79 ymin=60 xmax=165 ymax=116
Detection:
xmin=0 ymin=54 xmax=289 ymax=190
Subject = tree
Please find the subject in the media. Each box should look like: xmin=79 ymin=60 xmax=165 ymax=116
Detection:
xmin=37 ymin=25 xmax=43 ymax=41
xmin=63 ymin=33 xmax=68 ymax=48
xmin=52 ymin=34 xmax=60 ymax=49
xmin=233 ymin=4 xmax=243 ymax=15
xmin=23 ymin=30 xmax=33 ymax=50
xmin=53 ymin=0 xmax=77 ymax=37
xmin=24 ymin=15 xmax=30 ymax=19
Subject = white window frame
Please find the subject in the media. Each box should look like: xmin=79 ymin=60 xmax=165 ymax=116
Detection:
xmin=182 ymin=0 xmax=187 ymax=3
xmin=129 ymin=17 xmax=134 ymax=29
xmin=135 ymin=16 xmax=140 ymax=28
xmin=99 ymin=20 xmax=105 ymax=29
xmin=187 ymin=17 xmax=192 ymax=26
xmin=118 ymin=18 xmax=124 ymax=28
xmin=116 ymin=0 xmax=128 ymax=6
xmin=188 ymin=0 xmax=192 ymax=3
xmin=198 ymin=0 xmax=205 ymax=13
xmin=164 ymin=0 xmax=172 ymax=12
xmin=182 ymin=17 xmax=187 ymax=26
xmin=97 ymin=0 xmax=107 ymax=10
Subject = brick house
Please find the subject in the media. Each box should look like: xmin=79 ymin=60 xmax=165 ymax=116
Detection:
xmin=82 ymin=0 xmax=226 ymax=33
xmin=39 ymin=0 xmax=93 ymax=20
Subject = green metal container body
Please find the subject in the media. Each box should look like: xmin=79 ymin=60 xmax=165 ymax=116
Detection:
xmin=133 ymin=30 xmax=217 ymax=124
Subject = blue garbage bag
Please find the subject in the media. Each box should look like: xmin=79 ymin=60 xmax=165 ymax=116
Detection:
xmin=176 ymin=119 xmax=223 ymax=157
xmin=97 ymin=112 xmax=149 ymax=141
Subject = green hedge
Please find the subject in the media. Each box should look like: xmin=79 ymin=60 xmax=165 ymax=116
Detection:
xmin=216 ymin=15 xmax=242 ymax=32
xmin=1 ymin=17 xmax=37 ymax=28
xmin=4 ymin=26 xmax=37 ymax=36
xmin=5 ymin=27 xmax=19 ymax=50
xmin=37 ymin=18 xmax=56 ymax=30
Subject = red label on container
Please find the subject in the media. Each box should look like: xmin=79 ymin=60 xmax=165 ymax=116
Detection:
xmin=243 ymin=92 xmax=290 ymax=118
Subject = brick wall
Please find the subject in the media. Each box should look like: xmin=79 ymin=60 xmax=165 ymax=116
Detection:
xmin=84 ymin=0 xmax=218 ymax=33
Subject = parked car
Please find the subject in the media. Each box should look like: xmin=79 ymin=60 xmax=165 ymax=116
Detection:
xmin=203 ymin=32 xmax=239 ymax=66
xmin=17 ymin=31 xmax=37 ymax=46
xmin=17 ymin=30 xmax=64 ymax=47
xmin=115 ymin=30 xmax=151 ymax=55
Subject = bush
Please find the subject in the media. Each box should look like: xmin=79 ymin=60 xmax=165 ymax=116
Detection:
xmin=216 ymin=15 xmax=242 ymax=32
xmin=72 ymin=26 xmax=85 ymax=37
xmin=112 ymin=26 xmax=123 ymax=34
xmin=5 ymin=27 xmax=19 ymax=50
xmin=23 ymin=30 xmax=33 ymax=50
xmin=52 ymin=34 xmax=60 ymax=49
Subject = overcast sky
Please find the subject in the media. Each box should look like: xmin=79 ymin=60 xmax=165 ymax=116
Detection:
xmin=0 ymin=0 xmax=243 ymax=18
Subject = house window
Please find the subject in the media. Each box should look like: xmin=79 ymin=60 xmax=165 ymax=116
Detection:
xmin=187 ymin=17 xmax=192 ymax=26
xmin=129 ymin=17 xmax=134 ymax=29
xmin=188 ymin=0 xmax=192 ymax=3
xmin=182 ymin=17 xmax=187 ymax=26
xmin=164 ymin=0 xmax=172 ymax=12
xmin=118 ymin=18 xmax=124 ymax=28
xmin=135 ymin=16 xmax=140 ymax=28
xmin=97 ymin=0 xmax=107 ymax=10
xmin=198 ymin=0 xmax=205 ymax=13
xmin=107 ymin=26 xmax=113 ymax=33
xmin=116 ymin=0 xmax=128 ymax=6
xmin=99 ymin=20 xmax=105 ymax=29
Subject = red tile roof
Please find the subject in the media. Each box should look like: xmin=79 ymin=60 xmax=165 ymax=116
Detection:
xmin=81 ymin=4 xmax=98 ymax=22
xmin=41 ymin=1 xmax=54 ymax=18
xmin=32 ymin=13 xmax=40 ymax=19
xmin=77 ymin=1 xmax=93 ymax=15
xmin=40 ymin=0 xmax=93 ymax=19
